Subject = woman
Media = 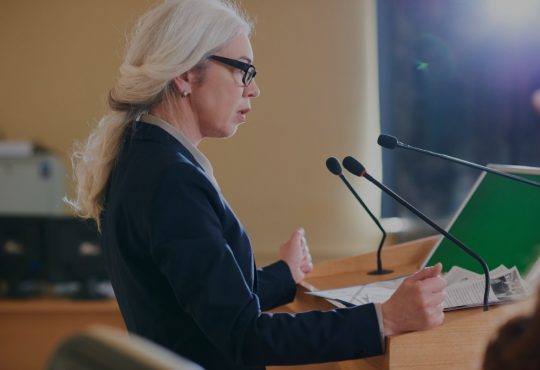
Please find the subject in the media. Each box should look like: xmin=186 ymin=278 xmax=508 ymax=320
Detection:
xmin=70 ymin=1 xmax=446 ymax=369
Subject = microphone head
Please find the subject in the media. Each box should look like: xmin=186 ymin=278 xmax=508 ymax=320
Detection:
xmin=377 ymin=134 xmax=399 ymax=149
xmin=325 ymin=157 xmax=342 ymax=176
xmin=342 ymin=156 xmax=366 ymax=177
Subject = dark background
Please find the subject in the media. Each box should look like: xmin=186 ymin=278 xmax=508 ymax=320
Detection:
xmin=377 ymin=0 xmax=540 ymax=238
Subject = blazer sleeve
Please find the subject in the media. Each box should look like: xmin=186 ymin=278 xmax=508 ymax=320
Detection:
xmin=148 ymin=163 xmax=383 ymax=367
xmin=256 ymin=261 xmax=297 ymax=311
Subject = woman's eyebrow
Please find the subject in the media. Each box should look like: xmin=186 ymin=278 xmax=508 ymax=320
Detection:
xmin=239 ymin=56 xmax=252 ymax=64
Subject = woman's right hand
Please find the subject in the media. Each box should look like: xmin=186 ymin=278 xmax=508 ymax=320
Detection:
xmin=381 ymin=263 xmax=447 ymax=336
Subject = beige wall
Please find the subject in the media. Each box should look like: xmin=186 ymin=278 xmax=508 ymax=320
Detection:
xmin=0 ymin=0 xmax=382 ymax=263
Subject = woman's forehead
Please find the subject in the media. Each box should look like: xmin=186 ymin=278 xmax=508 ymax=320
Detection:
xmin=217 ymin=33 xmax=254 ymax=61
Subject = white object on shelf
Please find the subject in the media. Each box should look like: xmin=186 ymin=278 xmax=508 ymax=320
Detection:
xmin=0 ymin=141 xmax=36 ymax=157
xmin=0 ymin=154 xmax=65 ymax=215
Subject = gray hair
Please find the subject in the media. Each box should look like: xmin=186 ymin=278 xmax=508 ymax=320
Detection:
xmin=68 ymin=0 xmax=252 ymax=228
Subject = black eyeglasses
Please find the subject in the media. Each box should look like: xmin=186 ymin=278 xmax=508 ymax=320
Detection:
xmin=209 ymin=55 xmax=257 ymax=86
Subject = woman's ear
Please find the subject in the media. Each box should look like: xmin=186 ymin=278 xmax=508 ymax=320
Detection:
xmin=172 ymin=72 xmax=192 ymax=96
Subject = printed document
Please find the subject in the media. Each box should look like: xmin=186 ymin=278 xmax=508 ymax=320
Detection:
xmin=307 ymin=265 xmax=532 ymax=310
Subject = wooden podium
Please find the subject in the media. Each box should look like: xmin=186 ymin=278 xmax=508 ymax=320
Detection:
xmin=269 ymin=236 xmax=536 ymax=370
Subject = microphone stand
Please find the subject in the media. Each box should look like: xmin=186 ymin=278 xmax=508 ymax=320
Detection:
xmin=337 ymin=174 xmax=390 ymax=275
xmin=343 ymin=156 xmax=491 ymax=311
xmin=326 ymin=157 xmax=392 ymax=274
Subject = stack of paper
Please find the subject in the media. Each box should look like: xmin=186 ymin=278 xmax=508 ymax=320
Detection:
xmin=307 ymin=264 xmax=532 ymax=310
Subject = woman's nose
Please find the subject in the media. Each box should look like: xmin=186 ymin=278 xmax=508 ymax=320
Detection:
xmin=245 ymin=80 xmax=260 ymax=98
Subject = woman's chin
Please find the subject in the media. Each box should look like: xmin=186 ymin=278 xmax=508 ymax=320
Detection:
xmin=215 ymin=124 xmax=240 ymax=139
xmin=226 ymin=126 xmax=240 ymax=138
xmin=228 ymin=119 xmax=246 ymax=136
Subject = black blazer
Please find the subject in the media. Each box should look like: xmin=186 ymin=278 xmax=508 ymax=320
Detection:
xmin=101 ymin=122 xmax=383 ymax=370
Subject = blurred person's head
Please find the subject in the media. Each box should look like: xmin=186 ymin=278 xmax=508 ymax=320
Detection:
xmin=483 ymin=287 xmax=540 ymax=370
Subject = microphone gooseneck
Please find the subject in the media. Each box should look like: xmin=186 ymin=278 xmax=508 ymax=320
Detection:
xmin=325 ymin=157 xmax=391 ymax=275
xmin=377 ymin=134 xmax=540 ymax=188
xmin=342 ymin=155 xmax=491 ymax=311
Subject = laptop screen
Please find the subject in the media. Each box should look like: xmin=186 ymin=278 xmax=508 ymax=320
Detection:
xmin=422 ymin=164 xmax=540 ymax=275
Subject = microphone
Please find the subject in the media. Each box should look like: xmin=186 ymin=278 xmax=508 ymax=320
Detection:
xmin=378 ymin=134 xmax=540 ymax=188
xmin=342 ymin=156 xmax=491 ymax=311
xmin=325 ymin=157 xmax=391 ymax=275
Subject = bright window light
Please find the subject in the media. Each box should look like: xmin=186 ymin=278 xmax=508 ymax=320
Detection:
xmin=486 ymin=0 xmax=540 ymax=29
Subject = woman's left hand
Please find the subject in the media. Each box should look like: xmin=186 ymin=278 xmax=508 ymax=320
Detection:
xmin=279 ymin=228 xmax=313 ymax=283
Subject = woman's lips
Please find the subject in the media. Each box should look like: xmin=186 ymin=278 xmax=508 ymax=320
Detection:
xmin=237 ymin=108 xmax=251 ymax=122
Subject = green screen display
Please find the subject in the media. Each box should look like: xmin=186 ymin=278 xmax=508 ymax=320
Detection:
xmin=424 ymin=166 xmax=540 ymax=274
